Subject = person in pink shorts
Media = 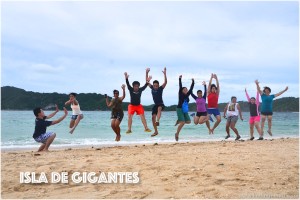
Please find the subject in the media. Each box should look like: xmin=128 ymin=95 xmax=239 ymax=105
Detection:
xmin=245 ymin=88 xmax=263 ymax=140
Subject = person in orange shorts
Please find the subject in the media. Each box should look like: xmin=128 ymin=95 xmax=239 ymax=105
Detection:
xmin=124 ymin=71 xmax=151 ymax=134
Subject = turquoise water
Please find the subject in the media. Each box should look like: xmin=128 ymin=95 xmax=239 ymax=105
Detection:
xmin=1 ymin=111 xmax=299 ymax=150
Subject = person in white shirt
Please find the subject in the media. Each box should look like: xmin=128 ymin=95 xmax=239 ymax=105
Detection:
xmin=223 ymin=96 xmax=243 ymax=140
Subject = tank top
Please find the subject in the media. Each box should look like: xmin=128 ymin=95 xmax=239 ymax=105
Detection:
xmin=111 ymin=98 xmax=123 ymax=114
xmin=226 ymin=102 xmax=239 ymax=117
xmin=207 ymin=93 xmax=218 ymax=108
xmin=71 ymin=103 xmax=82 ymax=115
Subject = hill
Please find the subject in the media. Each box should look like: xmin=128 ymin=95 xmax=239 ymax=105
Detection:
xmin=1 ymin=86 xmax=299 ymax=112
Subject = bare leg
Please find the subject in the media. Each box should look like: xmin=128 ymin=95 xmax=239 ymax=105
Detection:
xmin=69 ymin=120 xmax=75 ymax=128
xmin=43 ymin=133 xmax=56 ymax=151
xmin=199 ymin=116 xmax=209 ymax=124
xmin=230 ymin=122 xmax=240 ymax=139
xmin=194 ymin=116 xmax=200 ymax=125
xmin=211 ymin=115 xmax=221 ymax=134
xmin=206 ymin=118 xmax=211 ymax=134
xmin=38 ymin=144 xmax=46 ymax=152
xmin=254 ymin=121 xmax=263 ymax=137
xmin=114 ymin=120 xmax=121 ymax=141
xmin=127 ymin=114 xmax=133 ymax=133
xmin=111 ymin=119 xmax=117 ymax=140
xmin=225 ymin=121 xmax=230 ymax=137
xmin=261 ymin=115 xmax=267 ymax=135
xmin=267 ymin=115 xmax=273 ymax=136
xmin=156 ymin=106 xmax=162 ymax=125
xmin=151 ymin=114 xmax=158 ymax=137
xmin=70 ymin=115 xmax=83 ymax=134
xmin=175 ymin=122 xmax=185 ymax=141
xmin=140 ymin=114 xmax=150 ymax=131
xmin=250 ymin=123 xmax=254 ymax=139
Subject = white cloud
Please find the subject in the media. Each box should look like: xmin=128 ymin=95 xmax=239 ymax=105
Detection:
xmin=1 ymin=1 xmax=298 ymax=105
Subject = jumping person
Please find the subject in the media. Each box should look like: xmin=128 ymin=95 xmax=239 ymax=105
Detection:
xmin=255 ymin=80 xmax=288 ymax=136
xmin=206 ymin=73 xmax=221 ymax=134
xmin=65 ymin=93 xmax=84 ymax=134
xmin=33 ymin=105 xmax=68 ymax=152
xmin=125 ymin=71 xmax=151 ymax=134
xmin=175 ymin=75 xmax=194 ymax=141
xmin=190 ymin=81 xmax=209 ymax=126
xmin=223 ymin=96 xmax=243 ymax=140
xmin=146 ymin=67 xmax=167 ymax=137
xmin=245 ymin=88 xmax=263 ymax=140
xmin=105 ymin=84 xmax=126 ymax=141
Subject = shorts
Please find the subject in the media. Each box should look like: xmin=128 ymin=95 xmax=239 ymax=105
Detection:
xmin=207 ymin=108 xmax=220 ymax=117
xmin=249 ymin=116 xmax=260 ymax=124
xmin=261 ymin=112 xmax=273 ymax=116
xmin=227 ymin=116 xmax=238 ymax=123
xmin=71 ymin=114 xmax=83 ymax=120
xmin=176 ymin=108 xmax=191 ymax=122
xmin=111 ymin=111 xmax=124 ymax=122
xmin=196 ymin=111 xmax=207 ymax=117
xmin=152 ymin=104 xmax=165 ymax=115
xmin=34 ymin=132 xmax=55 ymax=144
xmin=128 ymin=104 xmax=144 ymax=115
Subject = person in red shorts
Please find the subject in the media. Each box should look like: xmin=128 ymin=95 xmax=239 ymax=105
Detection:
xmin=124 ymin=71 xmax=152 ymax=134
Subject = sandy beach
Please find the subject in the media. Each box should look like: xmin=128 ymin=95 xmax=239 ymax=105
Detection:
xmin=1 ymin=138 xmax=299 ymax=199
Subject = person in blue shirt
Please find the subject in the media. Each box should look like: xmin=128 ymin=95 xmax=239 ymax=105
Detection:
xmin=146 ymin=67 xmax=167 ymax=137
xmin=33 ymin=105 xmax=68 ymax=152
xmin=255 ymin=80 xmax=288 ymax=137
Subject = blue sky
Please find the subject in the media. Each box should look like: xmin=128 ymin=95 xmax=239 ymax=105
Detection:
xmin=1 ymin=1 xmax=299 ymax=106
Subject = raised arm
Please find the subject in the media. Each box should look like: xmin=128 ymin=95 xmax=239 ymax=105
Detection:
xmin=191 ymin=92 xmax=197 ymax=100
xmin=203 ymin=81 xmax=207 ymax=99
xmin=120 ymin=84 xmax=126 ymax=101
xmin=51 ymin=107 xmax=68 ymax=125
xmin=256 ymin=91 xmax=260 ymax=106
xmin=46 ymin=104 xmax=59 ymax=119
xmin=146 ymin=68 xmax=152 ymax=87
xmin=125 ymin=72 xmax=133 ymax=91
xmin=245 ymin=88 xmax=251 ymax=102
xmin=161 ymin=67 xmax=167 ymax=89
xmin=255 ymin=80 xmax=263 ymax=95
xmin=214 ymin=74 xmax=220 ymax=96
xmin=207 ymin=73 xmax=213 ymax=95
xmin=105 ymin=96 xmax=113 ymax=107
xmin=179 ymin=75 xmax=183 ymax=92
xmin=275 ymin=86 xmax=288 ymax=98
xmin=188 ymin=78 xmax=195 ymax=94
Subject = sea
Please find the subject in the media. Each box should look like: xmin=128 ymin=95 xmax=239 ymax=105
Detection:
xmin=1 ymin=111 xmax=299 ymax=151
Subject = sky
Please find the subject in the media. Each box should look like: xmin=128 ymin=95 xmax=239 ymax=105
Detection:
xmin=1 ymin=1 xmax=299 ymax=106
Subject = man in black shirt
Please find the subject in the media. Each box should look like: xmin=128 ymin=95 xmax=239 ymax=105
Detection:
xmin=125 ymin=71 xmax=151 ymax=134
xmin=33 ymin=105 xmax=68 ymax=152
xmin=146 ymin=67 xmax=167 ymax=137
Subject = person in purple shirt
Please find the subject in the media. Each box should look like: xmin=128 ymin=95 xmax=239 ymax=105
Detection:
xmin=190 ymin=81 xmax=209 ymax=127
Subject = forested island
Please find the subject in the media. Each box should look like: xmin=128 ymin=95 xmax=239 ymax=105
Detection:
xmin=1 ymin=86 xmax=299 ymax=112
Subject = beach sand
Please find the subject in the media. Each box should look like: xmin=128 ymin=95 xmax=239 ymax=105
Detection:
xmin=1 ymin=138 xmax=299 ymax=199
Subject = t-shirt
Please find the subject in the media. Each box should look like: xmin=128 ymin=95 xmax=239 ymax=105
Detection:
xmin=226 ymin=102 xmax=239 ymax=117
xmin=150 ymin=85 xmax=164 ymax=105
xmin=261 ymin=94 xmax=275 ymax=112
xmin=191 ymin=85 xmax=207 ymax=112
xmin=126 ymin=79 xmax=148 ymax=105
xmin=33 ymin=116 xmax=52 ymax=138
xmin=207 ymin=92 xmax=219 ymax=108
